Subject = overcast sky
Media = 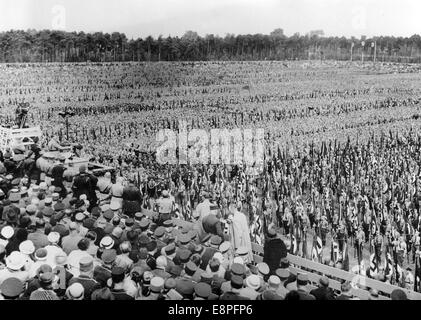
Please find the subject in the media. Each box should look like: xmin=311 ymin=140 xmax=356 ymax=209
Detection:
xmin=0 ymin=0 xmax=420 ymax=39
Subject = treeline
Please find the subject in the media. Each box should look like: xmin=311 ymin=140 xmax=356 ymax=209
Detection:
xmin=2 ymin=29 xmax=421 ymax=63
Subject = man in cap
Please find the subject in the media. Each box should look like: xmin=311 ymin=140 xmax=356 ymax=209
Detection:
xmin=263 ymin=228 xmax=287 ymax=275
xmin=295 ymin=274 xmax=316 ymax=300
xmin=29 ymin=272 xmax=59 ymax=300
xmin=50 ymin=155 xmax=67 ymax=199
xmin=199 ymin=235 xmax=220 ymax=270
xmin=93 ymin=249 xmax=116 ymax=286
xmin=108 ymin=266 xmax=134 ymax=300
xmin=68 ymin=256 xmax=101 ymax=300
xmin=122 ymin=179 xmax=143 ymax=217
xmin=309 ymin=276 xmax=336 ymax=300
xmin=0 ymin=251 xmax=30 ymax=285
xmin=61 ymin=222 xmax=83 ymax=255
xmin=220 ymin=275 xmax=249 ymax=300
xmin=67 ymin=238 xmax=91 ymax=276
xmin=28 ymin=248 xmax=51 ymax=278
xmin=0 ymin=277 xmax=24 ymax=300
xmin=195 ymin=192 xmax=212 ymax=220
xmin=155 ymin=190 xmax=174 ymax=225
xmin=27 ymin=219 xmax=49 ymax=250
xmin=75 ymin=212 xmax=89 ymax=237
xmin=71 ymin=165 xmax=98 ymax=211
xmin=336 ymin=281 xmax=354 ymax=300
xmin=153 ymin=256 xmax=171 ymax=280
xmin=263 ymin=274 xmax=286 ymax=300
xmin=65 ymin=283 xmax=85 ymax=300
xmin=140 ymin=276 xmax=165 ymax=300
xmin=115 ymin=241 xmax=133 ymax=272
xmin=193 ymin=282 xmax=211 ymax=300
xmin=96 ymin=172 xmax=112 ymax=205
xmin=240 ymin=274 xmax=261 ymax=299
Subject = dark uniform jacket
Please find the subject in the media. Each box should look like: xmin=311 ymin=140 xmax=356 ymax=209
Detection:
xmin=310 ymin=286 xmax=336 ymax=300
xmin=263 ymin=237 xmax=287 ymax=274
xmin=72 ymin=173 xmax=98 ymax=204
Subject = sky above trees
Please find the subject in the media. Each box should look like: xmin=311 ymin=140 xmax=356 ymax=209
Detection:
xmin=0 ymin=0 xmax=420 ymax=39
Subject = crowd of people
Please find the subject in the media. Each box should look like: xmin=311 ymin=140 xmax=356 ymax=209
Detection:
xmin=0 ymin=60 xmax=420 ymax=300
xmin=0 ymin=146 xmax=415 ymax=300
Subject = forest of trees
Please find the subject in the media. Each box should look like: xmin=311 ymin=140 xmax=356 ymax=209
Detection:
xmin=1 ymin=28 xmax=421 ymax=63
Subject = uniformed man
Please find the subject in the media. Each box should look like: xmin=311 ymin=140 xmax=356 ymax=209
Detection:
xmin=355 ymin=226 xmax=365 ymax=264
xmin=97 ymin=172 xmax=113 ymax=205
xmin=412 ymin=231 xmax=420 ymax=263
xmin=50 ymin=155 xmax=67 ymax=199
xmin=320 ymin=214 xmax=329 ymax=246
xmin=155 ymin=190 xmax=173 ymax=225
xmin=374 ymin=230 xmax=383 ymax=266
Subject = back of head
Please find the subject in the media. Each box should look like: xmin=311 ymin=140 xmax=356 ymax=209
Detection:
xmin=91 ymin=287 xmax=115 ymax=300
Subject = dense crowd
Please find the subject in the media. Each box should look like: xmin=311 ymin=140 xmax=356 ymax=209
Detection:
xmin=0 ymin=61 xmax=420 ymax=300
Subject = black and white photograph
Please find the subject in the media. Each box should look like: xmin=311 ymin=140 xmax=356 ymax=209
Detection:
xmin=0 ymin=0 xmax=420 ymax=307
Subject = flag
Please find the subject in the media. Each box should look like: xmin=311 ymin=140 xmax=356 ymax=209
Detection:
xmin=343 ymin=242 xmax=350 ymax=271
xmin=384 ymin=252 xmax=394 ymax=280
xmin=415 ymin=255 xmax=421 ymax=292
xmin=290 ymin=234 xmax=298 ymax=255
xmin=331 ymin=241 xmax=339 ymax=263
xmin=302 ymin=232 xmax=308 ymax=259
xmin=311 ymin=234 xmax=322 ymax=262
xmin=396 ymin=263 xmax=404 ymax=286
xmin=370 ymin=253 xmax=378 ymax=276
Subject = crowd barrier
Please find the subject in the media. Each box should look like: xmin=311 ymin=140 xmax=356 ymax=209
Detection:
xmin=251 ymin=242 xmax=421 ymax=300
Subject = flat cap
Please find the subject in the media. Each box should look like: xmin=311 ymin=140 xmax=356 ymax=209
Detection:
xmin=102 ymin=249 xmax=117 ymax=264
xmin=184 ymin=261 xmax=197 ymax=276
xmin=100 ymin=236 xmax=114 ymax=249
xmin=297 ymin=273 xmax=308 ymax=286
xmin=154 ymin=226 xmax=165 ymax=238
xmin=150 ymin=276 xmax=165 ymax=293
xmin=275 ymin=268 xmax=290 ymax=280
xmin=257 ymin=262 xmax=269 ymax=275
xmin=164 ymin=243 xmax=176 ymax=256
xmin=236 ymin=246 xmax=249 ymax=256
xmin=210 ymin=235 xmax=222 ymax=246
xmin=194 ymin=282 xmax=211 ymax=299
xmin=231 ymin=263 xmax=245 ymax=276
xmin=0 ymin=278 xmax=24 ymax=298
xmin=219 ymin=241 xmax=231 ymax=254
xmin=19 ymin=240 xmax=35 ymax=255
xmin=176 ymin=279 xmax=195 ymax=296
xmin=103 ymin=210 xmax=114 ymax=220
xmin=231 ymin=275 xmax=244 ymax=289
xmin=163 ymin=220 xmax=173 ymax=228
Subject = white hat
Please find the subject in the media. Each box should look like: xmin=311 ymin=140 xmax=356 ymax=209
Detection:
xmin=66 ymin=283 xmax=84 ymax=300
xmin=79 ymin=194 xmax=87 ymax=201
xmin=156 ymin=256 xmax=167 ymax=269
xmin=6 ymin=251 xmax=25 ymax=271
xmin=109 ymin=201 xmax=120 ymax=211
xmin=47 ymin=232 xmax=60 ymax=244
xmin=245 ymin=275 xmax=261 ymax=291
xmin=19 ymin=240 xmax=35 ymax=255
xmin=39 ymin=182 xmax=48 ymax=191
xmin=213 ymin=252 xmax=224 ymax=264
xmin=1 ymin=226 xmax=14 ymax=239
xmin=233 ymin=257 xmax=244 ymax=265
xmin=100 ymin=236 xmax=114 ymax=249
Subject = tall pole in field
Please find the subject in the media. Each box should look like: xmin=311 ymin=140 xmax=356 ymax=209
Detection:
xmin=361 ymin=41 xmax=365 ymax=63
xmin=372 ymin=41 xmax=377 ymax=64
xmin=350 ymin=42 xmax=354 ymax=61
